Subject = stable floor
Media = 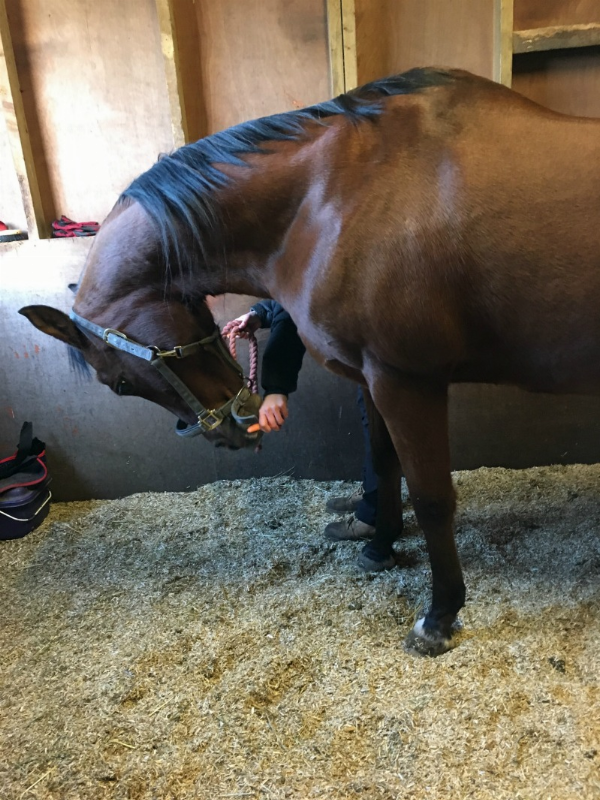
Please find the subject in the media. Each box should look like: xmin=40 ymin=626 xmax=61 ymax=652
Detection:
xmin=1 ymin=466 xmax=599 ymax=799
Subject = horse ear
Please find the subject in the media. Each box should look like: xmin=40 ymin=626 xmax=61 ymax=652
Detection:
xmin=19 ymin=305 xmax=88 ymax=350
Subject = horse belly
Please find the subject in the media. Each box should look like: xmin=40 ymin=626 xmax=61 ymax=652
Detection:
xmin=454 ymin=338 xmax=600 ymax=396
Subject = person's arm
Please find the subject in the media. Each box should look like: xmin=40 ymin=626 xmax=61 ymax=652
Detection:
xmin=260 ymin=304 xmax=305 ymax=397
xmin=224 ymin=300 xmax=305 ymax=432
xmin=256 ymin=302 xmax=306 ymax=432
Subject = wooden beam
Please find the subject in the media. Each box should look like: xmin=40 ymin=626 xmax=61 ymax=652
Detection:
xmin=0 ymin=0 xmax=50 ymax=238
xmin=155 ymin=0 xmax=188 ymax=147
xmin=341 ymin=0 xmax=357 ymax=91
xmin=327 ymin=0 xmax=357 ymax=96
xmin=327 ymin=0 xmax=345 ymax=96
xmin=494 ymin=0 xmax=514 ymax=87
xmin=514 ymin=23 xmax=600 ymax=55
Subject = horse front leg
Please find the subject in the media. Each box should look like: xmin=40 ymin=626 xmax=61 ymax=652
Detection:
xmin=368 ymin=371 xmax=465 ymax=656
xmin=357 ymin=386 xmax=403 ymax=571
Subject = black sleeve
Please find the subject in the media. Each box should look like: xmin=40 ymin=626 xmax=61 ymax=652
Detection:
xmin=250 ymin=299 xmax=280 ymax=328
xmin=250 ymin=300 xmax=306 ymax=396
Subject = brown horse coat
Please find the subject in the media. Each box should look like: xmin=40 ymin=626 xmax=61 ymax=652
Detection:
xmin=20 ymin=68 xmax=600 ymax=654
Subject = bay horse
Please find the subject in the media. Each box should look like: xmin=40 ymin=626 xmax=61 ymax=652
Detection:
xmin=20 ymin=68 xmax=600 ymax=655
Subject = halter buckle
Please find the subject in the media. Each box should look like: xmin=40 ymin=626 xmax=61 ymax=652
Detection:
xmin=103 ymin=328 xmax=127 ymax=344
xmin=199 ymin=410 xmax=223 ymax=431
xmin=156 ymin=345 xmax=185 ymax=358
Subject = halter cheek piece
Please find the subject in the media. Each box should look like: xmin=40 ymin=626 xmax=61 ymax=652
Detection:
xmin=69 ymin=310 xmax=260 ymax=438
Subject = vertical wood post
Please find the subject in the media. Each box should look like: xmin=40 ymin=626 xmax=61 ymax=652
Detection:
xmin=327 ymin=0 xmax=345 ymax=96
xmin=342 ymin=0 xmax=358 ymax=91
xmin=494 ymin=0 xmax=514 ymax=86
xmin=327 ymin=0 xmax=358 ymax=95
xmin=155 ymin=0 xmax=188 ymax=148
xmin=0 ymin=0 xmax=50 ymax=238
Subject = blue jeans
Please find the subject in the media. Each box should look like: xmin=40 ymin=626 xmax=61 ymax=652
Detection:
xmin=355 ymin=389 xmax=378 ymax=526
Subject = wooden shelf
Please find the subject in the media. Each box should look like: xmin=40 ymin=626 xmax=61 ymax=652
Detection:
xmin=514 ymin=23 xmax=600 ymax=55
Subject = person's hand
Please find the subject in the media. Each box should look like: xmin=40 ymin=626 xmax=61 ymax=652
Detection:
xmin=259 ymin=394 xmax=288 ymax=432
xmin=223 ymin=311 xmax=261 ymax=339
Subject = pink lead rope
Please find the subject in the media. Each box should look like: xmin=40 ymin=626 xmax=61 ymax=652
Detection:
xmin=221 ymin=319 xmax=260 ymax=395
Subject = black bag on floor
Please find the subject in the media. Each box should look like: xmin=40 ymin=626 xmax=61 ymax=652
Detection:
xmin=0 ymin=422 xmax=51 ymax=540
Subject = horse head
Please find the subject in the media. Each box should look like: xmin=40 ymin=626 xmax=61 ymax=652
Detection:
xmin=19 ymin=206 xmax=263 ymax=451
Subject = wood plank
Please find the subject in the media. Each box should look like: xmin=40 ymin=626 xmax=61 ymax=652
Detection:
xmin=0 ymin=82 xmax=25 ymax=229
xmin=327 ymin=0 xmax=345 ymax=96
xmin=513 ymin=47 xmax=600 ymax=118
xmin=155 ymin=0 xmax=187 ymax=147
xmin=514 ymin=23 xmax=600 ymax=54
xmin=514 ymin=0 xmax=600 ymax=31
xmin=167 ymin=0 xmax=207 ymax=142
xmin=153 ymin=0 xmax=207 ymax=145
xmin=0 ymin=0 xmax=50 ymax=238
xmin=355 ymin=0 xmax=497 ymax=85
xmin=193 ymin=0 xmax=330 ymax=133
xmin=494 ymin=0 xmax=514 ymax=86
xmin=342 ymin=0 xmax=358 ymax=91
xmin=5 ymin=0 xmax=173 ymax=226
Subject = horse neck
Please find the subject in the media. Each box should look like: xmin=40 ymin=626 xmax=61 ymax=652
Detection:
xmin=76 ymin=202 xmax=169 ymax=322
xmin=205 ymin=139 xmax=322 ymax=298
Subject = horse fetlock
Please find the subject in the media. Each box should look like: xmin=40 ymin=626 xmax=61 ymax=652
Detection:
xmin=404 ymin=616 xmax=454 ymax=657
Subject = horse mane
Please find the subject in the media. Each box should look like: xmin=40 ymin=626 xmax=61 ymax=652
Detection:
xmin=68 ymin=346 xmax=92 ymax=381
xmin=119 ymin=67 xmax=455 ymax=274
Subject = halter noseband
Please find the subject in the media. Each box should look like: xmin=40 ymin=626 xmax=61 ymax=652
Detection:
xmin=69 ymin=309 xmax=260 ymax=438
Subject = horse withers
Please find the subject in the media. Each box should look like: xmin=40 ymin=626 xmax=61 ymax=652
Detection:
xmin=20 ymin=67 xmax=600 ymax=655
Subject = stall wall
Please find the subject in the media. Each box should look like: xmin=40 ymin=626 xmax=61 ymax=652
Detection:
xmin=0 ymin=105 xmax=24 ymax=228
xmin=355 ymin=0 xmax=497 ymax=83
xmin=3 ymin=0 xmax=600 ymax=501
xmin=4 ymin=0 xmax=174 ymax=223
xmin=512 ymin=0 xmax=600 ymax=116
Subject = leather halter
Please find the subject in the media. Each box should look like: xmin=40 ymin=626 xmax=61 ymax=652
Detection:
xmin=69 ymin=309 xmax=259 ymax=437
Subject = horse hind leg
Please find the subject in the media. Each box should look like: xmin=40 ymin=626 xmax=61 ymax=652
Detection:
xmin=357 ymin=387 xmax=403 ymax=572
xmin=367 ymin=371 xmax=466 ymax=656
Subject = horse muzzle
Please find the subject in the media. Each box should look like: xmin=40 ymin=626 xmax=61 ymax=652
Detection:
xmin=175 ymin=386 xmax=263 ymax=447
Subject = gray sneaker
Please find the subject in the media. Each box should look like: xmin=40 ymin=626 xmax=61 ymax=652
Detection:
xmin=325 ymin=488 xmax=363 ymax=514
xmin=324 ymin=517 xmax=376 ymax=541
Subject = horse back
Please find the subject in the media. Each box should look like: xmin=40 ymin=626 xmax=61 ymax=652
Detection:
xmin=283 ymin=72 xmax=600 ymax=393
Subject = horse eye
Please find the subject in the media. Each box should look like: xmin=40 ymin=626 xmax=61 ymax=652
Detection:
xmin=116 ymin=379 xmax=134 ymax=396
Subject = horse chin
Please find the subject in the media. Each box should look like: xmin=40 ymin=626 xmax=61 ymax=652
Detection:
xmin=208 ymin=418 xmax=262 ymax=450
xmin=175 ymin=417 xmax=261 ymax=450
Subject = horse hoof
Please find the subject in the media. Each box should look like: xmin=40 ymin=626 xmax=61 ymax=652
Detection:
xmin=357 ymin=549 xmax=396 ymax=572
xmin=403 ymin=617 xmax=453 ymax=657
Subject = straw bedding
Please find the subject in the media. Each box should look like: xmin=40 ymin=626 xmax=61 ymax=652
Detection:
xmin=1 ymin=464 xmax=598 ymax=800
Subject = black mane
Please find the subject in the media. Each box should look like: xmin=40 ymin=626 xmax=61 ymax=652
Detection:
xmin=120 ymin=67 xmax=454 ymax=273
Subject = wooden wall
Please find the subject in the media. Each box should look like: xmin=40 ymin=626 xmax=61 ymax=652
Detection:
xmin=512 ymin=0 xmax=600 ymax=117
xmin=4 ymin=0 xmax=174 ymax=225
xmin=194 ymin=0 xmax=331 ymax=133
xmin=3 ymin=0 xmax=600 ymax=500
xmin=0 ymin=101 xmax=24 ymax=227
xmin=355 ymin=0 xmax=497 ymax=83
xmin=514 ymin=0 xmax=600 ymax=28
